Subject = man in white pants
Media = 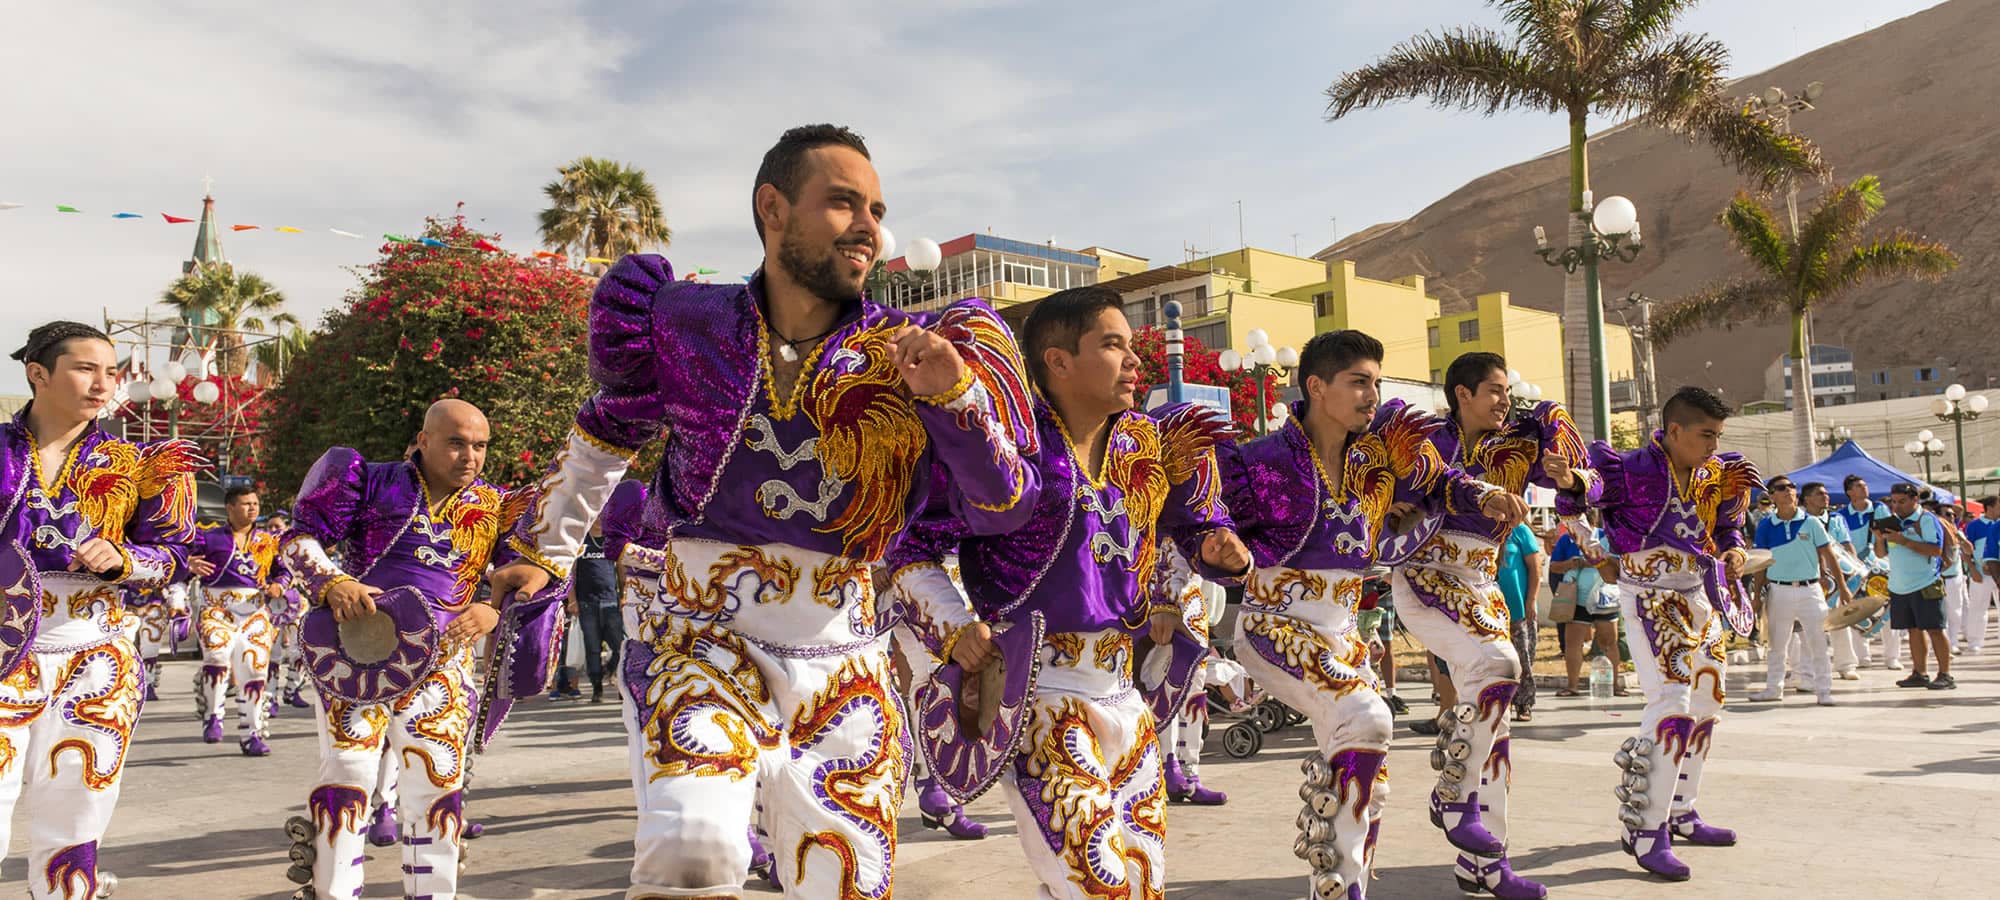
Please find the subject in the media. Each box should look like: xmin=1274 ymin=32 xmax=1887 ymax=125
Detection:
xmin=1971 ymin=497 xmax=1999 ymax=655
xmin=1801 ymin=483 xmax=1864 ymax=679
xmin=1834 ymin=476 xmax=1899 ymax=668
xmin=1750 ymin=477 xmax=1851 ymax=705
xmin=1933 ymin=503 xmax=1981 ymax=653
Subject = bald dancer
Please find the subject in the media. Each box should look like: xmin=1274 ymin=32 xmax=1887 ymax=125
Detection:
xmin=279 ymin=400 xmax=535 ymax=900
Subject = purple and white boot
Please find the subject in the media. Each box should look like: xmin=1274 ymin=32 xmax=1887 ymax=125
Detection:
xmin=914 ymin=776 xmax=989 ymax=839
xmin=747 ymin=825 xmax=776 ymax=886
xmin=285 ymin=688 xmax=311 ymax=708
xmin=367 ymin=804 xmax=398 ymax=847
xmin=201 ymin=716 xmax=224 ymax=744
xmin=1454 ymin=854 xmax=1547 ymax=899
xmin=1624 ymin=823 xmax=1690 ymax=881
xmin=1669 ymin=810 xmax=1736 ymax=846
xmin=465 ymin=820 xmax=485 ymax=839
xmin=1164 ymin=758 xmax=1227 ymax=805
xmin=1430 ymin=789 xmax=1504 ymax=856
xmin=240 ymin=733 xmax=272 ymax=757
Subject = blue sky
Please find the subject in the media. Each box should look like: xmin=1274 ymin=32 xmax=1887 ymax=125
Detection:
xmin=0 ymin=0 xmax=1946 ymax=394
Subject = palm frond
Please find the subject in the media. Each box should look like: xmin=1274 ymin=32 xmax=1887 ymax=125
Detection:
xmin=1492 ymin=0 xmax=1580 ymax=75
xmin=1602 ymin=32 xmax=1729 ymax=123
xmin=1650 ymin=279 xmax=1791 ymax=345
xmin=1716 ymin=192 xmax=1791 ymax=278
xmin=1676 ymin=97 xmax=1827 ymax=190
xmin=1795 ymin=175 xmax=1886 ymax=293
xmin=1832 ymin=231 xmax=1959 ymax=293
xmin=537 ymin=156 xmax=672 ymax=260
xmin=1326 ymin=26 xmax=1565 ymax=120
xmin=1617 ymin=0 xmax=1704 ymax=53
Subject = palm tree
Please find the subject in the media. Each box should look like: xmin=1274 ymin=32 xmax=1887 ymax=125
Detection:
xmin=537 ymin=157 xmax=672 ymax=272
xmin=1652 ymin=176 xmax=1958 ymax=465
xmin=252 ymin=323 xmax=313 ymax=383
xmin=1325 ymin=0 xmax=1828 ymax=439
xmin=161 ymin=263 xmax=297 ymax=377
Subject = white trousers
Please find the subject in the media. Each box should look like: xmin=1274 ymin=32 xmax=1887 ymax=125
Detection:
xmin=1234 ymin=565 xmax=1389 ymax=899
xmin=1966 ymin=576 xmax=1994 ymax=652
xmin=1003 ymin=630 xmax=1165 ymax=900
xmin=0 ymin=576 xmax=144 ymax=900
xmin=1764 ymin=584 xmax=1831 ymax=696
xmin=307 ymin=652 xmax=479 ymax=900
xmin=1942 ymin=575 xmax=1968 ymax=647
xmin=197 ymin=588 xmax=274 ymax=738
xmin=1617 ymin=563 xmax=1726 ymax=831
xmin=619 ymin=539 xmax=903 ymax=900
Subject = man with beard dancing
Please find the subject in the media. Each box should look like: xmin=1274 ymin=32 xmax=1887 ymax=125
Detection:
xmin=491 ymin=124 xmax=1042 ymax=899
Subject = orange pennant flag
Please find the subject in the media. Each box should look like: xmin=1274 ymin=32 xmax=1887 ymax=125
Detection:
xmin=231 ymin=224 xmax=259 ymax=232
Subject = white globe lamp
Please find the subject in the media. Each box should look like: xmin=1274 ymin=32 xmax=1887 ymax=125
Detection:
xmin=1246 ymin=329 xmax=1270 ymax=350
xmin=907 ymin=238 xmax=943 ymax=274
xmin=1592 ymin=195 xmax=1638 ymax=236
xmin=1276 ymin=346 xmax=1299 ymax=367
xmin=192 ymin=380 xmax=221 ymax=405
xmin=1945 ymin=383 xmax=1967 ymax=402
xmin=1216 ymin=349 xmax=1241 ymax=372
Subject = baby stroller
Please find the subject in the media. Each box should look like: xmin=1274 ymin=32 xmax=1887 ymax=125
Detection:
xmin=1206 ymin=587 xmax=1307 ymax=759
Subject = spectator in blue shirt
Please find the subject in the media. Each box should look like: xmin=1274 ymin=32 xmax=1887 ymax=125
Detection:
xmin=1550 ymin=511 xmax=1623 ymax=697
xmin=1874 ymin=483 xmax=1954 ymax=689
xmin=1803 ymin=483 xmax=1866 ymax=679
xmin=1749 ymin=476 xmax=1852 ymax=705
xmin=1836 ymin=475 xmax=1888 ymax=561
xmin=1968 ymin=496 xmax=2000 ymax=656
xmin=1496 ymin=523 xmax=1545 ymax=721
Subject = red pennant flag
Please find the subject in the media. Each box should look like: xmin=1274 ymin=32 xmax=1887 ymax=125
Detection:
xmin=533 ymin=251 xmax=563 ymax=260
xmin=162 ymin=214 xmax=195 ymax=224
xmin=473 ymin=239 xmax=501 ymax=252
xmin=231 ymin=224 xmax=259 ymax=232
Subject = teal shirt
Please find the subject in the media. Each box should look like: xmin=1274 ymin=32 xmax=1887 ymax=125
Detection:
xmin=1875 ymin=508 xmax=1943 ymax=594
xmin=1496 ymin=523 xmax=1542 ymax=621
xmin=1754 ymin=510 xmax=1829 ymax=582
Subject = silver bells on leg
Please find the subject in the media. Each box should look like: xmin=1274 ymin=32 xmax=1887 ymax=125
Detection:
xmin=1613 ymin=736 xmax=1656 ymax=829
xmin=1430 ymin=703 xmax=1477 ymax=802
xmin=1295 ymin=754 xmax=1350 ymax=896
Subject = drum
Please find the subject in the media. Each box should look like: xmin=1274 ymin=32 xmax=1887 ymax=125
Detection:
xmin=0 ymin=541 xmax=41 ymax=679
xmin=300 ymin=586 xmax=441 ymax=704
xmin=1738 ymin=549 xmax=1776 ymax=577
xmin=910 ymin=611 xmax=1046 ymax=805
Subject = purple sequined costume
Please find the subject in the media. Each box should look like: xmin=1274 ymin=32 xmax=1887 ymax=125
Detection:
xmin=192 ymin=523 xmax=289 ymax=746
xmin=1219 ymin=399 xmax=1498 ymax=900
xmin=512 ymin=255 xmax=1040 ymax=898
xmin=279 ymin=448 xmax=531 ymax=900
xmin=0 ymin=407 xmax=200 ymax=900
xmin=890 ymin=400 xmax=1234 ymax=898
xmin=1557 ymin=435 xmax=1758 ymax=877
xmin=1388 ymin=401 xmax=1584 ymax=895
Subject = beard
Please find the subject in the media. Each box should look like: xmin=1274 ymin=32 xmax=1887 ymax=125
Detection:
xmin=776 ymin=223 xmax=865 ymax=304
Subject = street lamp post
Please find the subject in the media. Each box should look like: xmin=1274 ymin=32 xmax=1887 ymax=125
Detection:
xmin=1216 ymin=329 xmax=1299 ymax=436
xmin=1814 ymin=425 xmax=1852 ymax=453
xmin=1931 ymin=383 xmax=1987 ymax=506
xmin=1506 ymin=368 xmax=1545 ymax=416
xmin=1906 ymin=431 xmax=1948 ymax=487
xmin=1164 ymin=300 xmax=1185 ymax=404
xmin=1534 ymin=192 xmax=1643 ymax=442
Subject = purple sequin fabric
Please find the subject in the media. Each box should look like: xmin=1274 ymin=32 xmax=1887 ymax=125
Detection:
xmin=0 ymin=408 xmax=199 ymax=587
xmin=545 ymin=254 xmax=1036 ymax=562
xmin=1221 ymin=399 xmax=1484 ymax=572
xmin=282 ymin=448 xmax=504 ymax=607
xmin=892 ymin=403 xmax=1231 ymax=635
xmin=1424 ymin=400 xmax=1585 ymax=544
xmin=1555 ymin=436 xmax=1756 ymax=558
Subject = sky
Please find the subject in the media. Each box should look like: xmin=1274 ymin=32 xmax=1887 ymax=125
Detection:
xmin=0 ymin=0 xmax=1948 ymax=394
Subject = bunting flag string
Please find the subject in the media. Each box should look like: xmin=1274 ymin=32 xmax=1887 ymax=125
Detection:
xmin=0 ymin=199 xmax=724 ymax=277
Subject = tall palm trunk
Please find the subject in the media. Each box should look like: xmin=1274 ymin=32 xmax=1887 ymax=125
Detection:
xmin=1562 ymin=113 xmax=1596 ymax=439
xmin=1789 ymin=308 xmax=1816 ymax=468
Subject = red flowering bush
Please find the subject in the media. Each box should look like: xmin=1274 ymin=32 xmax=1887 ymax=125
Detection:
xmin=1130 ymin=327 xmax=1280 ymax=435
xmin=253 ymin=215 xmax=598 ymax=497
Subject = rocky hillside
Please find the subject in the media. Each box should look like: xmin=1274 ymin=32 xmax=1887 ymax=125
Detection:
xmin=1317 ymin=0 xmax=2000 ymax=405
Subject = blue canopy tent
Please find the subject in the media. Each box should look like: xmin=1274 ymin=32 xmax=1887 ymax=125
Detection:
xmin=1783 ymin=440 xmax=1956 ymax=505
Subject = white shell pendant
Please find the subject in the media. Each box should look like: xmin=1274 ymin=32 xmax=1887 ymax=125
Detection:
xmin=777 ymin=343 xmax=799 ymax=363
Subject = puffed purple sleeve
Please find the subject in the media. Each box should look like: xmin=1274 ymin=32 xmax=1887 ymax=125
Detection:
xmin=116 ymin=439 xmax=204 ymax=588
xmin=1556 ymin=441 xmax=1622 ymax=517
xmin=911 ymin=300 xmax=1042 ymax=535
xmin=510 ymin=255 xmax=670 ymax=577
xmin=1151 ymin=404 xmax=1240 ymax=583
xmin=280 ymin=446 xmax=367 ymax=605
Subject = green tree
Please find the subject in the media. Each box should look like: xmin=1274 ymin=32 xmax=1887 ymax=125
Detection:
xmin=252 ymin=323 xmax=312 ymax=382
xmin=1652 ymin=175 xmax=1957 ymax=465
xmin=254 ymin=216 xmax=598 ymax=496
xmin=538 ymin=156 xmax=672 ymax=270
xmin=161 ymin=263 xmax=297 ymax=377
xmin=1325 ymin=0 xmax=1827 ymax=439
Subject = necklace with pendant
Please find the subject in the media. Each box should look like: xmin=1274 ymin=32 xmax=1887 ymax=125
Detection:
xmin=772 ymin=323 xmax=839 ymax=362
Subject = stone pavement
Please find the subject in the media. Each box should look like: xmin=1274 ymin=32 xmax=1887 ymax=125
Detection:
xmin=5 ymin=628 xmax=1995 ymax=899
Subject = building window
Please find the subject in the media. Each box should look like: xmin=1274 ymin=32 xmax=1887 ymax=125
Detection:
xmin=1428 ymin=325 xmax=1441 ymax=348
xmin=1314 ymin=292 xmax=1334 ymax=319
xmin=1431 ymin=369 xmax=1443 ymax=384
xmin=1002 ymin=261 xmax=1048 ymax=287
xmin=1124 ymin=300 xmax=1156 ymax=328
xmin=1916 ymin=367 xmax=1938 ymax=382
xmin=1187 ymin=321 xmax=1227 ymax=351
xmin=1458 ymin=319 xmax=1480 ymax=342
xmin=1870 ymin=372 xmax=1888 ymax=385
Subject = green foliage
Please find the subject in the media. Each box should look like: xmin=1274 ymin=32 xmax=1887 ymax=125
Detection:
xmin=253 ymin=216 xmax=598 ymax=499
xmin=538 ymin=156 xmax=672 ymax=265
